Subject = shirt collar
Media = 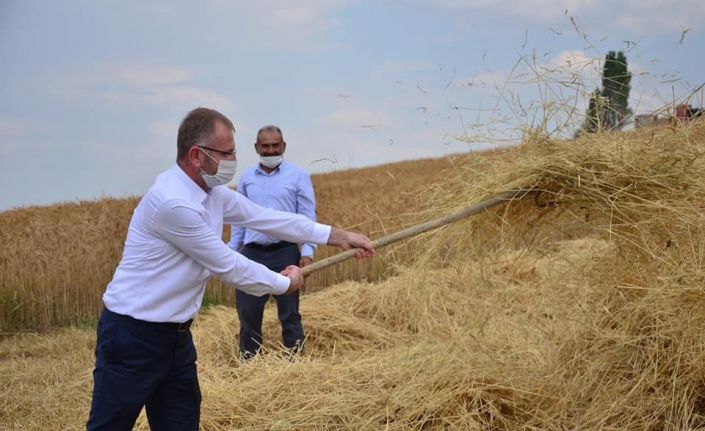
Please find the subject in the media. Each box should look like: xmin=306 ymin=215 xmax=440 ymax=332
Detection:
xmin=172 ymin=164 xmax=209 ymax=205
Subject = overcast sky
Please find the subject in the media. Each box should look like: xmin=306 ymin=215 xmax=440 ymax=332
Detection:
xmin=1 ymin=0 xmax=703 ymax=211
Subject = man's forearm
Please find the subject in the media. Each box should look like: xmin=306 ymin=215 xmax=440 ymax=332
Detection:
xmin=327 ymin=227 xmax=347 ymax=246
xmin=327 ymin=227 xmax=374 ymax=255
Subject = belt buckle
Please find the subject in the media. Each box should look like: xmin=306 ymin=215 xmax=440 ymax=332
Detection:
xmin=177 ymin=320 xmax=192 ymax=332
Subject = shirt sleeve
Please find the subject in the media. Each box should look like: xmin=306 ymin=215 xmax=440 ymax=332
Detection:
xmin=297 ymin=172 xmax=317 ymax=258
xmin=227 ymin=178 xmax=247 ymax=252
xmin=222 ymin=189 xmax=331 ymax=245
xmin=153 ymin=200 xmax=290 ymax=296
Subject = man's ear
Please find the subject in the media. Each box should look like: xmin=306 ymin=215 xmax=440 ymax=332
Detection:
xmin=282 ymin=141 xmax=287 ymax=153
xmin=188 ymin=146 xmax=204 ymax=168
xmin=253 ymin=142 xmax=260 ymax=155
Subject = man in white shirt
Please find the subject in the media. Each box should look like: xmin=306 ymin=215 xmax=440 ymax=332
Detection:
xmin=86 ymin=107 xmax=374 ymax=431
xmin=228 ymin=125 xmax=316 ymax=359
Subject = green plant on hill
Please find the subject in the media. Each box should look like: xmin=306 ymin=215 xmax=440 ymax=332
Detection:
xmin=581 ymin=50 xmax=632 ymax=133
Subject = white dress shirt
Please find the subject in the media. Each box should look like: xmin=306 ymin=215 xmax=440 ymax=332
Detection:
xmin=102 ymin=164 xmax=331 ymax=323
xmin=229 ymin=161 xmax=317 ymax=257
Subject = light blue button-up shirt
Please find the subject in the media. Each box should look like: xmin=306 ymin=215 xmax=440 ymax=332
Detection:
xmin=228 ymin=161 xmax=318 ymax=257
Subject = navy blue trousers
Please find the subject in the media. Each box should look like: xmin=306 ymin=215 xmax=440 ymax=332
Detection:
xmin=237 ymin=242 xmax=304 ymax=358
xmin=87 ymin=308 xmax=200 ymax=431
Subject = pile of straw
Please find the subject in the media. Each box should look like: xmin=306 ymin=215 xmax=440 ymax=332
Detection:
xmin=2 ymin=122 xmax=705 ymax=429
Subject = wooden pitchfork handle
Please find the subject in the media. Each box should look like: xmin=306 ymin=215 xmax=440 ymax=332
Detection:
xmin=301 ymin=188 xmax=534 ymax=277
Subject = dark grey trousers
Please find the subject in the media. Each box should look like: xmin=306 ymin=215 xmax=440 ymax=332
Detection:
xmin=237 ymin=242 xmax=303 ymax=358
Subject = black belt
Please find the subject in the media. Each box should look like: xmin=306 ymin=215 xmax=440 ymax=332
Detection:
xmin=105 ymin=308 xmax=193 ymax=332
xmin=171 ymin=320 xmax=193 ymax=332
xmin=244 ymin=241 xmax=296 ymax=251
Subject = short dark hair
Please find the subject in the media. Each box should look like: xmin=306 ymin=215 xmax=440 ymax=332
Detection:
xmin=256 ymin=125 xmax=284 ymax=143
xmin=176 ymin=107 xmax=234 ymax=160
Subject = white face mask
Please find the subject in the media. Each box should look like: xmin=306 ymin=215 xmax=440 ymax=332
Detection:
xmin=199 ymin=148 xmax=237 ymax=187
xmin=259 ymin=155 xmax=283 ymax=169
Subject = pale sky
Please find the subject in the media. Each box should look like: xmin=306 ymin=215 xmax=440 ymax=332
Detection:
xmin=1 ymin=0 xmax=703 ymax=211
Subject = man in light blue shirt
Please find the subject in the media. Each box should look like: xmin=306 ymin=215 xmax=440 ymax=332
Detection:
xmin=228 ymin=125 xmax=316 ymax=358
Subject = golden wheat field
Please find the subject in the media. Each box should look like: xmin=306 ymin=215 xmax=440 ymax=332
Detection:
xmin=0 ymin=153 xmax=481 ymax=333
xmin=3 ymin=122 xmax=705 ymax=429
